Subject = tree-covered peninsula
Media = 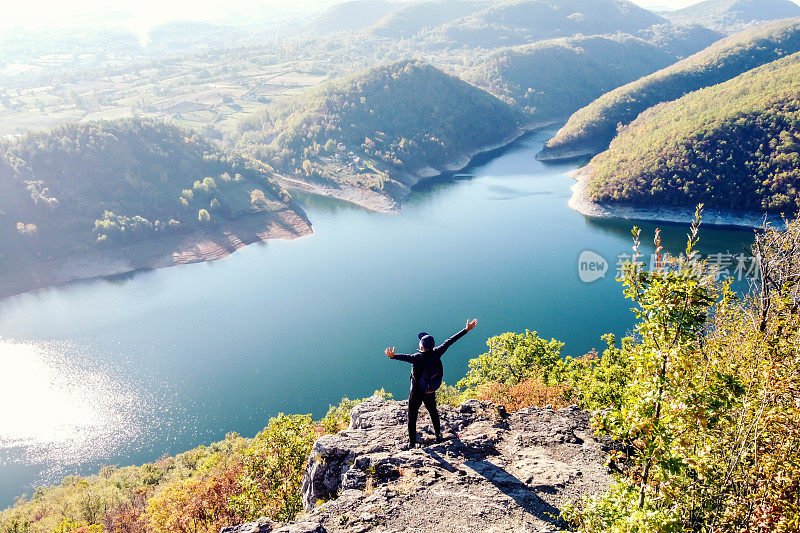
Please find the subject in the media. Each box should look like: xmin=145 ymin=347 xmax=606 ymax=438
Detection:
xmin=237 ymin=60 xmax=521 ymax=210
xmin=582 ymin=52 xmax=800 ymax=213
xmin=0 ymin=118 xmax=310 ymax=297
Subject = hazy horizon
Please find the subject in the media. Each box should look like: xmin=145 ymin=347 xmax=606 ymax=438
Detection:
xmin=4 ymin=0 xmax=799 ymax=34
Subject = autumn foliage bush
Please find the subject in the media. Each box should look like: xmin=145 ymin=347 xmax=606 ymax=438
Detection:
xmin=565 ymin=210 xmax=800 ymax=532
xmin=476 ymin=377 xmax=574 ymax=411
xmin=146 ymin=456 xmax=244 ymax=533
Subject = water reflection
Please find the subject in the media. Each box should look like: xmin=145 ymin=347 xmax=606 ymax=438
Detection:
xmin=0 ymin=340 xmax=141 ymax=466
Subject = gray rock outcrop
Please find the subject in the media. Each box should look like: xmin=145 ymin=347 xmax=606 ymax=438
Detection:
xmin=224 ymin=395 xmax=617 ymax=533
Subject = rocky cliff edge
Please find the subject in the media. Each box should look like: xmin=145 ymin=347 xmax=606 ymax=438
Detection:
xmin=221 ymin=395 xmax=617 ymax=533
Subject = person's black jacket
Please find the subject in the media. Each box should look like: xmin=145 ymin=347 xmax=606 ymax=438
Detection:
xmin=393 ymin=327 xmax=469 ymax=390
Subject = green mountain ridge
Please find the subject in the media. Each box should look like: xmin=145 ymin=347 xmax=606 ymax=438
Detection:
xmin=583 ymin=51 xmax=800 ymax=212
xmin=368 ymin=0 xmax=491 ymax=40
xmin=237 ymin=59 xmax=520 ymax=206
xmin=634 ymin=22 xmax=724 ymax=58
xmin=541 ymin=18 xmax=800 ymax=160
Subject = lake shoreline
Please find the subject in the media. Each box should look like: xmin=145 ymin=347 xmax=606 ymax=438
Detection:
xmin=1 ymin=123 xmax=553 ymax=300
xmin=275 ymin=121 xmax=565 ymax=214
xmin=0 ymin=208 xmax=312 ymax=300
xmin=568 ymin=166 xmax=782 ymax=230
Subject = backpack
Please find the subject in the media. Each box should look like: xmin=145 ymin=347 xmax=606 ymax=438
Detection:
xmin=419 ymin=353 xmax=444 ymax=393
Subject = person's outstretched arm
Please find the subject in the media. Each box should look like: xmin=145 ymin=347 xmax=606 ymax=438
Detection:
xmin=436 ymin=319 xmax=477 ymax=354
xmin=385 ymin=347 xmax=420 ymax=363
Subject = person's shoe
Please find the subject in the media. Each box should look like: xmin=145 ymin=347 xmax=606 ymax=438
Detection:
xmin=435 ymin=433 xmax=444 ymax=443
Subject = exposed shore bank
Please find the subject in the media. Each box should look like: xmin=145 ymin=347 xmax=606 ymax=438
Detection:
xmin=536 ymin=143 xmax=598 ymax=162
xmin=533 ymin=120 xmax=601 ymax=162
xmin=568 ymin=167 xmax=782 ymax=230
xmin=275 ymin=122 xmax=567 ymax=214
xmin=0 ymin=207 xmax=312 ymax=300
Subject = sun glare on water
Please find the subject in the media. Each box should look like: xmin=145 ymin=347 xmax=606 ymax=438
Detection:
xmin=0 ymin=340 xmax=141 ymax=467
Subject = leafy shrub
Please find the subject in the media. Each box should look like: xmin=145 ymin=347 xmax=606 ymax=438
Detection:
xmin=566 ymin=335 xmax=631 ymax=411
xmin=145 ymin=455 xmax=243 ymax=533
xmin=230 ymin=414 xmax=316 ymax=522
xmin=457 ymin=330 xmax=565 ymax=393
xmin=319 ymin=389 xmax=394 ymax=434
xmin=567 ymin=210 xmax=800 ymax=531
xmin=320 ymin=397 xmax=361 ymax=434
xmin=454 ymin=328 xmax=630 ymax=414
xmin=562 ymin=479 xmax=681 ymax=533
xmin=435 ymin=383 xmax=466 ymax=407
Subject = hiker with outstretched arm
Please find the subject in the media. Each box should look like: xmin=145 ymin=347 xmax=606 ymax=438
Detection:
xmin=385 ymin=319 xmax=478 ymax=448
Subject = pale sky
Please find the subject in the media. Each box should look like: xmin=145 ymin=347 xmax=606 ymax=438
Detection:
xmin=2 ymin=0 xmax=799 ymax=32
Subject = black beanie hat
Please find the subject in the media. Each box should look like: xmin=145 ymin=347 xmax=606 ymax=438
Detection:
xmin=418 ymin=332 xmax=435 ymax=351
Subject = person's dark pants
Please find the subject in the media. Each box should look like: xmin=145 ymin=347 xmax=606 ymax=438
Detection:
xmin=408 ymin=387 xmax=440 ymax=445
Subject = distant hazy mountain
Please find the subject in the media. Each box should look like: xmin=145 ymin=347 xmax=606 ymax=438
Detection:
xmin=463 ymin=34 xmax=676 ymax=124
xmin=541 ymin=18 xmax=800 ymax=160
xmin=635 ymin=22 xmax=724 ymax=58
xmin=307 ymin=0 xmax=401 ymax=35
xmin=419 ymin=0 xmax=667 ymax=49
xmin=146 ymin=20 xmax=248 ymax=50
xmin=367 ymin=0 xmax=491 ymax=39
xmin=663 ymin=0 xmax=800 ymax=32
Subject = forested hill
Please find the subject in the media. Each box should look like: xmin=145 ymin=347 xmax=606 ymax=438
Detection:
xmin=358 ymin=0 xmax=717 ymax=55
xmin=0 ymin=118 xmax=302 ymax=261
xmin=663 ymin=0 xmax=800 ymax=32
xmin=541 ymin=18 xmax=800 ymax=160
xmin=237 ymin=60 xmax=519 ymax=205
xmin=462 ymin=34 xmax=676 ymax=124
xmin=307 ymin=0 xmax=400 ymax=36
xmin=635 ymin=23 xmax=724 ymax=58
xmin=367 ymin=0 xmax=490 ymax=40
xmin=583 ymin=52 xmax=800 ymax=213
xmin=417 ymin=0 xmax=667 ymax=49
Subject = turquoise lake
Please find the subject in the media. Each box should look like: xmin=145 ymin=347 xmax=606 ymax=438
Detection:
xmin=0 ymin=126 xmax=757 ymax=506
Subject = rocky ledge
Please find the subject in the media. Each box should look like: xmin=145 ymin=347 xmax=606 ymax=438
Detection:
xmin=222 ymin=395 xmax=617 ymax=533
